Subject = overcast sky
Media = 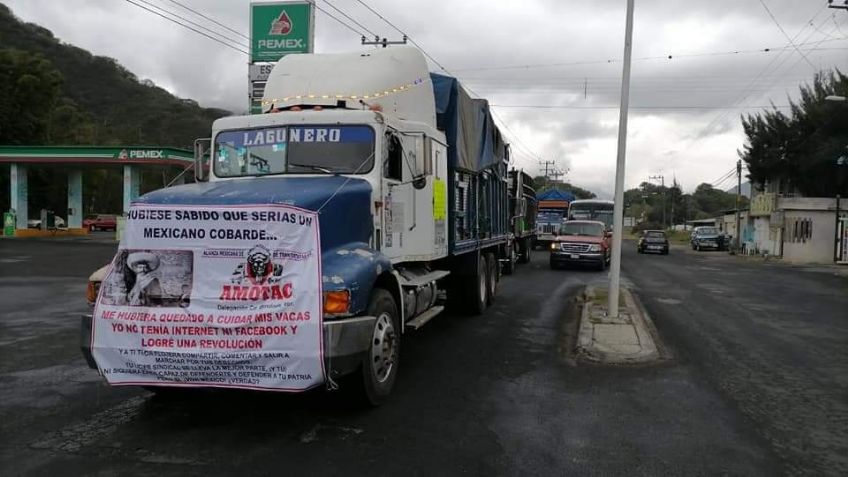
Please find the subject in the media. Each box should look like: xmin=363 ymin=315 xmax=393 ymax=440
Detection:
xmin=6 ymin=0 xmax=847 ymax=196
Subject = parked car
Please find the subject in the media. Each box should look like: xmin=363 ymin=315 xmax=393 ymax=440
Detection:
xmin=83 ymin=214 xmax=117 ymax=231
xmin=690 ymin=226 xmax=722 ymax=251
xmin=637 ymin=230 xmax=669 ymax=254
xmin=549 ymin=220 xmax=611 ymax=270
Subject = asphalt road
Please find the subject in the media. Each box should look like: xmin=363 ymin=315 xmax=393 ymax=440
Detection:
xmin=0 ymin=238 xmax=844 ymax=476
xmin=622 ymin=242 xmax=848 ymax=476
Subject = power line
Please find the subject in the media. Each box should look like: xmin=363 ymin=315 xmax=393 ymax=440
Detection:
xmin=349 ymin=0 xmax=547 ymax=167
xmin=136 ymin=0 xmax=249 ymax=50
xmin=711 ymin=168 xmax=738 ymax=187
xmin=490 ymin=104 xmax=793 ymax=110
xmin=757 ymin=0 xmax=816 ymax=70
xmin=321 ymin=0 xmax=378 ymax=38
xmin=352 ymin=0 xmax=450 ymax=73
xmin=490 ymin=109 xmax=543 ymax=165
xmin=312 ymin=2 xmax=367 ymax=38
xmin=121 ymin=0 xmax=249 ymax=55
xmin=671 ymin=2 xmax=829 ymax=166
xmin=452 ymin=37 xmax=847 ymax=73
xmin=165 ymin=0 xmax=249 ymax=40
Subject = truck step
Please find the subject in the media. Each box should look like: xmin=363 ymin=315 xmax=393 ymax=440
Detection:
xmin=405 ymin=306 xmax=444 ymax=330
xmin=397 ymin=270 xmax=450 ymax=288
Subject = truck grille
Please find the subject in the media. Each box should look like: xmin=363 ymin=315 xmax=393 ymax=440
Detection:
xmin=559 ymin=242 xmax=590 ymax=253
xmin=541 ymin=224 xmax=557 ymax=234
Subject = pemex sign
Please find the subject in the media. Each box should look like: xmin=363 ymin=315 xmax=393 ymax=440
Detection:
xmin=250 ymin=1 xmax=314 ymax=62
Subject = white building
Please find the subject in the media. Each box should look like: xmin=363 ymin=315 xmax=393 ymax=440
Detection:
xmin=746 ymin=193 xmax=847 ymax=264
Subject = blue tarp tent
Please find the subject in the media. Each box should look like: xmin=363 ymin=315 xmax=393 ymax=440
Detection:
xmin=431 ymin=73 xmax=506 ymax=173
xmin=537 ymin=189 xmax=576 ymax=203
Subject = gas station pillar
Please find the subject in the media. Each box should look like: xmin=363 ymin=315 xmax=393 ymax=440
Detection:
xmin=67 ymin=169 xmax=83 ymax=229
xmin=10 ymin=163 xmax=28 ymax=229
xmin=123 ymin=164 xmax=140 ymax=214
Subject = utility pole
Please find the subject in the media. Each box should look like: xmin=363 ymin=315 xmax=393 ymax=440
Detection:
xmin=549 ymin=167 xmax=566 ymax=183
xmin=734 ymin=159 xmax=742 ymax=253
xmin=608 ymin=0 xmax=635 ymax=319
xmin=538 ymin=160 xmax=556 ymax=180
xmin=649 ymin=174 xmax=665 ymax=228
xmin=361 ymin=35 xmax=408 ymax=48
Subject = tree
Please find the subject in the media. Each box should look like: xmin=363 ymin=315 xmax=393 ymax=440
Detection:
xmin=532 ymin=176 xmax=597 ymax=199
xmin=624 ymin=181 xmax=746 ymax=227
xmin=739 ymin=70 xmax=848 ymax=196
xmin=0 ymin=48 xmax=63 ymax=144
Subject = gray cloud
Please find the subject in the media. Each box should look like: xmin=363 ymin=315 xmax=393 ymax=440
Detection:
xmin=6 ymin=0 xmax=847 ymax=194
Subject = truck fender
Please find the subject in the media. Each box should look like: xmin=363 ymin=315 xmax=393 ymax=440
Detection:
xmin=321 ymin=242 xmax=396 ymax=317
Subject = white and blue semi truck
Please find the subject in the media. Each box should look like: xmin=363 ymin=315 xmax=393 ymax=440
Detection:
xmin=81 ymin=48 xmax=517 ymax=404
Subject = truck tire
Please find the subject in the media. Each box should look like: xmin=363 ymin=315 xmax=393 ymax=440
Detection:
xmin=485 ymin=252 xmax=498 ymax=304
xmin=353 ymin=288 xmax=400 ymax=406
xmin=503 ymin=243 xmax=516 ymax=275
xmin=466 ymin=253 xmax=487 ymax=315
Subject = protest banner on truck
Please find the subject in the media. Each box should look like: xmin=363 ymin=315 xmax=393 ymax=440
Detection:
xmin=91 ymin=204 xmax=324 ymax=391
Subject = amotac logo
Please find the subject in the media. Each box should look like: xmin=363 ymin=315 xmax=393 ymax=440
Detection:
xmin=269 ymin=10 xmax=292 ymax=35
xmin=220 ymin=245 xmax=291 ymax=301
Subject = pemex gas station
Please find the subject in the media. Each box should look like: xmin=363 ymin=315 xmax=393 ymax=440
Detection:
xmin=1 ymin=146 xmax=192 ymax=236
xmin=2 ymin=2 xmax=314 ymax=238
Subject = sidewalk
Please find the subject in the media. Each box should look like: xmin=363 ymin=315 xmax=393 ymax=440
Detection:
xmin=576 ymin=285 xmax=662 ymax=364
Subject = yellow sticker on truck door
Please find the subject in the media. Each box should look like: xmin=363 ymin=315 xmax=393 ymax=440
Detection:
xmin=433 ymin=178 xmax=447 ymax=220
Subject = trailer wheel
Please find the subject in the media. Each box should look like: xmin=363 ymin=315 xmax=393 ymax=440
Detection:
xmin=485 ymin=252 xmax=498 ymax=304
xmin=503 ymin=243 xmax=516 ymax=275
xmin=466 ymin=253 xmax=487 ymax=315
xmin=353 ymin=288 xmax=400 ymax=406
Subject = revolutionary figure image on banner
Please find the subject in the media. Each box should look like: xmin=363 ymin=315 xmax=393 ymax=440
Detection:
xmin=100 ymin=250 xmax=193 ymax=307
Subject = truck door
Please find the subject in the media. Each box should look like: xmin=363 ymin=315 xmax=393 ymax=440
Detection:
xmin=381 ymin=131 xmax=446 ymax=262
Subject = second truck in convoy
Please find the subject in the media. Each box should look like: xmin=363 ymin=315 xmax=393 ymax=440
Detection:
xmin=81 ymin=47 xmax=536 ymax=404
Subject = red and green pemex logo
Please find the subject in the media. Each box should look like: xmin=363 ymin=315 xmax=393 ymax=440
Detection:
xmin=269 ymin=10 xmax=292 ymax=35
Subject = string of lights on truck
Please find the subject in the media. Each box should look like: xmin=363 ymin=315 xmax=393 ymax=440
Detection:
xmin=261 ymin=77 xmax=426 ymax=108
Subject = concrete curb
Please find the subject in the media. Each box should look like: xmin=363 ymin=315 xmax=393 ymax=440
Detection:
xmin=577 ymin=285 xmax=660 ymax=364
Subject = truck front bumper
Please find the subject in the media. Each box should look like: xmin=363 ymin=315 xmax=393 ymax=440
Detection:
xmin=549 ymin=251 xmax=604 ymax=266
xmin=80 ymin=313 xmax=374 ymax=380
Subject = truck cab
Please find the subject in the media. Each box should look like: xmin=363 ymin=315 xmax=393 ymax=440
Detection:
xmin=81 ymin=47 xmax=513 ymax=405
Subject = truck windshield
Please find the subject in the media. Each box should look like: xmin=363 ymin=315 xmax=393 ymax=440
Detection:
xmin=214 ymin=125 xmax=375 ymax=177
xmin=569 ymin=201 xmax=614 ymax=228
xmin=537 ymin=211 xmax=563 ymax=223
xmin=559 ymin=222 xmax=604 ymax=237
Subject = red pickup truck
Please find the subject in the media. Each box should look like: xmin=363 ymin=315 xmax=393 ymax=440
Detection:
xmin=83 ymin=214 xmax=117 ymax=232
xmin=549 ymin=220 xmax=611 ymax=270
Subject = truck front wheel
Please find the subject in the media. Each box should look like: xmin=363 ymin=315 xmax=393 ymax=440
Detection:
xmin=355 ymin=288 xmax=400 ymax=406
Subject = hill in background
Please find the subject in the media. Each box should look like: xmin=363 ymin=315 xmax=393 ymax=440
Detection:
xmin=0 ymin=3 xmax=231 ymax=215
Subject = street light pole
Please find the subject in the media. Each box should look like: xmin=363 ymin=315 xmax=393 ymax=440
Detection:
xmin=608 ymin=0 xmax=635 ymax=319
xmin=735 ymin=159 xmax=742 ymax=252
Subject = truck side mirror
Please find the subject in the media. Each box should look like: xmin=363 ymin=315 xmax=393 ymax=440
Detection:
xmin=194 ymin=138 xmax=211 ymax=182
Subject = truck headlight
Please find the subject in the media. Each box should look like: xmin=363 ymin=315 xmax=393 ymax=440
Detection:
xmin=550 ymin=243 xmax=557 ymax=250
xmin=588 ymin=244 xmax=601 ymax=252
